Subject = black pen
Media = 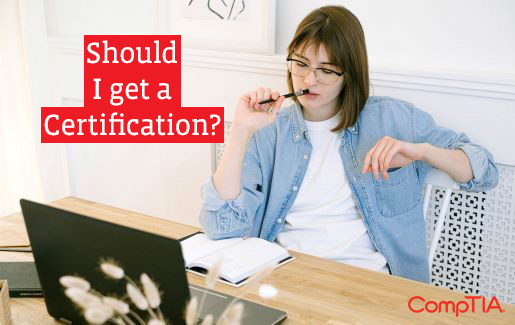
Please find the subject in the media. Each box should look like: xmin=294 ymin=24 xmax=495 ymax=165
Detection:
xmin=258 ymin=89 xmax=310 ymax=106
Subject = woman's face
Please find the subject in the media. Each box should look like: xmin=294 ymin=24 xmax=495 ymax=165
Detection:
xmin=290 ymin=43 xmax=344 ymax=120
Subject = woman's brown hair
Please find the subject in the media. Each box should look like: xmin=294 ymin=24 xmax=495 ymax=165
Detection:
xmin=287 ymin=5 xmax=369 ymax=132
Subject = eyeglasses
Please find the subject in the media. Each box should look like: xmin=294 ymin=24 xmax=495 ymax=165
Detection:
xmin=286 ymin=57 xmax=343 ymax=85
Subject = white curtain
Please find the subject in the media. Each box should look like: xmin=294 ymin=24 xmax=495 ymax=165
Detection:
xmin=0 ymin=0 xmax=68 ymax=217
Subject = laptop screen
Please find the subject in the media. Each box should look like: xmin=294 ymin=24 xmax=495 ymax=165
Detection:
xmin=20 ymin=199 xmax=190 ymax=324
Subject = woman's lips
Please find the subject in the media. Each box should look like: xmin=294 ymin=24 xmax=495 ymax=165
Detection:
xmin=304 ymin=93 xmax=319 ymax=100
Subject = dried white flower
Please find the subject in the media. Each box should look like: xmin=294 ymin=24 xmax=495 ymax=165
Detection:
xmin=61 ymin=259 xmax=170 ymax=324
xmin=218 ymin=302 xmax=244 ymax=325
xmin=258 ymin=284 xmax=278 ymax=299
xmin=102 ymin=296 xmax=129 ymax=315
xmin=59 ymin=276 xmax=91 ymax=291
xmin=196 ymin=257 xmax=223 ymax=323
xmin=148 ymin=319 xmax=166 ymax=325
xmin=140 ymin=273 xmax=161 ymax=308
xmin=100 ymin=262 xmax=124 ymax=279
xmin=84 ymin=305 xmax=114 ymax=324
xmin=201 ymin=314 xmax=213 ymax=325
xmin=64 ymin=287 xmax=102 ymax=309
xmin=206 ymin=257 xmax=223 ymax=289
xmin=246 ymin=263 xmax=274 ymax=289
xmin=185 ymin=296 xmax=198 ymax=325
xmin=126 ymin=283 xmax=148 ymax=310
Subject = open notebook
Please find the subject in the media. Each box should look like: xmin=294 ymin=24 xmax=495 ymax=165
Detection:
xmin=179 ymin=232 xmax=294 ymax=287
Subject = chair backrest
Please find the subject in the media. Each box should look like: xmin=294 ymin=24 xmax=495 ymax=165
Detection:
xmin=423 ymin=170 xmax=456 ymax=271
xmin=212 ymin=121 xmax=515 ymax=303
xmin=210 ymin=121 xmax=232 ymax=174
xmin=424 ymin=163 xmax=515 ymax=303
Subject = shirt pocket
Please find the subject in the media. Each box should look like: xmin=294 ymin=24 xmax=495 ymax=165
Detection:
xmin=373 ymin=164 xmax=421 ymax=218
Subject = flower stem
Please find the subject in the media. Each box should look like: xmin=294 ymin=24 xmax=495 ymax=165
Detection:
xmin=128 ymin=310 xmax=146 ymax=325
xmin=124 ymin=275 xmax=139 ymax=289
xmin=157 ymin=307 xmax=164 ymax=321
xmin=119 ymin=313 xmax=137 ymax=325
xmin=147 ymin=307 xmax=157 ymax=319
xmin=195 ymin=290 xmax=208 ymax=323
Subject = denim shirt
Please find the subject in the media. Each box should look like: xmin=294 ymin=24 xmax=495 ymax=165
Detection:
xmin=199 ymin=96 xmax=499 ymax=283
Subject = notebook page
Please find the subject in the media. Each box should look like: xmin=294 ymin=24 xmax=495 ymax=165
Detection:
xmin=180 ymin=233 xmax=242 ymax=266
xmin=192 ymin=238 xmax=289 ymax=283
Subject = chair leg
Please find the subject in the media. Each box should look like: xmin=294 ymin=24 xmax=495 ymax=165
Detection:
xmin=428 ymin=189 xmax=453 ymax=269
xmin=423 ymin=184 xmax=433 ymax=220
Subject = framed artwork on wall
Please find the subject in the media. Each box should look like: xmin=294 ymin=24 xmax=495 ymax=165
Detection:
xmin=170 ymin=0 xmax=276 ymax=54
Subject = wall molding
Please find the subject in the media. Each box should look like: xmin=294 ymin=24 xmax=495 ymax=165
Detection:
xmin=48 ymin=36 xmax=515 ymax=100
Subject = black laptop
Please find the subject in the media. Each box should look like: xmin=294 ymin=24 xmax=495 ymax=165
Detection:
xmin=19 ymin=199 xmax=287 ymax=324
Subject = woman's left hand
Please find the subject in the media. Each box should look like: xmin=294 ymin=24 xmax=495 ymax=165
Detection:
xmin=362 ymin=136 xmax=426 ymax=180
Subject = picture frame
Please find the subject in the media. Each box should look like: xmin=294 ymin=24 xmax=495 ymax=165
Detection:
xmin=170 ymin=0 xmax=276 ymax=54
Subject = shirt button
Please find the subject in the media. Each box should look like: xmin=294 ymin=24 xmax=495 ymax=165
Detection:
xmin=303 ymin=154 xmax=308 ymax=160
xmin=292 ymin=186 xmax=298 ymax=191
xmin=277 ymin=218 xmax=282 ymax=223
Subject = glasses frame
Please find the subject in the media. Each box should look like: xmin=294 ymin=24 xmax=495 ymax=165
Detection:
xmin=286 ymin=57 xmax=344 ymax=85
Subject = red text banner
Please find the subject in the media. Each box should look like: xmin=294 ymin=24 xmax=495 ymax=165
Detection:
xmin=41 ymin=35 xmax=223 ymax=143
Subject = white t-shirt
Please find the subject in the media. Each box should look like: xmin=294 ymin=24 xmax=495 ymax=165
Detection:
xmin=275 ymin=112 xmax=389 ymax=274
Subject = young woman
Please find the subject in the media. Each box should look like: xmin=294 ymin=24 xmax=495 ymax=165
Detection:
xmin=198 ymin=6 xmax=498 ymax=283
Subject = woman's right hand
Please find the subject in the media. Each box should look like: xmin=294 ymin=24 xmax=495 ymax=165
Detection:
xmin=232 ymin=87 xmax=285 ymax=134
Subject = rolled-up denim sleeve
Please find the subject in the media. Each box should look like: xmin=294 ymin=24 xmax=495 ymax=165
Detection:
xmin=199 ymin=134 xmax=264 ymax=240
xmin=410 ymin=104 xmax=499 ymax=192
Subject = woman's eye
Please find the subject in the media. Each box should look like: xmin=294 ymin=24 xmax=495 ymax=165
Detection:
xmin=295 ymin=61 xmax=308 ymax=67
xmin=320 ymin=69 xmax=334 ymax=74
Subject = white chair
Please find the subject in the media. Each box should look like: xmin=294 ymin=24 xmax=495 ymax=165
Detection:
xmin=423 ymin=168 xmax=459 ymax=269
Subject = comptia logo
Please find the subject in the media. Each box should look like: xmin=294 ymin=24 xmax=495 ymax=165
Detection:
xmin=408 ymin=296 xmax=505 ymax=317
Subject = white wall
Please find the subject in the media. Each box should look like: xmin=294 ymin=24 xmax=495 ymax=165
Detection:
xmin=276 ymin=0 xmax=515 ymax=75
xmin=19 ymin=1 xmax=69 ymax=206
xmin=44 ymin=0 xmax=158 ymax=35
xmin=43 ymin=0 xmax=515 ymax=227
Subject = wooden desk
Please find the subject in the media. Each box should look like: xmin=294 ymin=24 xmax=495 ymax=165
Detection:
xmin=2 ymin=197 xmax=514 ymax=324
